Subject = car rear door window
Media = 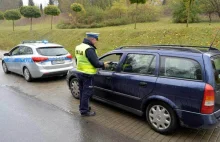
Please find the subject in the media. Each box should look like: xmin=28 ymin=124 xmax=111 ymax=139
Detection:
xmin=122 ymin=54 xmax=156 ymax=75
xmin=160 ymin=56 xmax=202 ymax=80
xmin=19 ymin=46 xmax=33 ymax=55
xmin=37 ymin=47 xmax=68 ymax=56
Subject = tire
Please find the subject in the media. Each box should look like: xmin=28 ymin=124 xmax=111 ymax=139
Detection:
xmin=146 ymin=101 xmax=178 ymax=134
xmin=23 ymin=67 xmax=32 ymax=82
xmin=70 ymin=78 xmax=80 ymax=99
xmin=2 ymin=62 xmax=10 ymax=74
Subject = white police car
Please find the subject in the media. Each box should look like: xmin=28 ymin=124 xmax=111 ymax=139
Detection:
xmin=2 ymin=40 xmax=74 ymax=81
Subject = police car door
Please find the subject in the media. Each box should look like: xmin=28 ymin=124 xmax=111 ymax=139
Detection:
xmin=93 ymin=53 xmax=123 ymax=101
xmin=8 ymin=46 xmax=20 ymax=72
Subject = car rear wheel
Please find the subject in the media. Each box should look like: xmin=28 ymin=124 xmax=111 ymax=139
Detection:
xmin=2 ymin=62 xmax=10 ymax=74
xmin=70 ymin=78 xmax=80 ymax=99
xmin=146 ymin=101 xmax=178 ymax=134
xmin=23 ymin=67 xmax=32 ymax=82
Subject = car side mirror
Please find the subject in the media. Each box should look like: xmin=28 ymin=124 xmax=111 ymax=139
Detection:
xmin=4 ymin=53 xmax=10 ymax=56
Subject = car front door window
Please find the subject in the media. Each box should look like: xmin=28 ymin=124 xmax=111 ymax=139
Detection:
xmin=100 ymin=53 xmax=122 ymax=71
xmin=11 ymin=47 xmax=20 ymax=56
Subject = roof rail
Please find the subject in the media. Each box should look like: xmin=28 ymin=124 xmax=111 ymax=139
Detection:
xmin=152 ymin=44 xmax=219 ymax=51
xmin=21 ymin=40 xmax=49 ymax=44
xmin=115 ymin=44 xmax=219 ymax=53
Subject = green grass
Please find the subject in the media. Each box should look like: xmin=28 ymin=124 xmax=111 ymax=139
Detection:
xmin=0 ymin=18 xmax=220 ymax=56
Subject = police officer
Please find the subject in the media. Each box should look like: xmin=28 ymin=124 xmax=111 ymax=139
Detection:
xmin=75 ymin=32 xmax=109 ymax=117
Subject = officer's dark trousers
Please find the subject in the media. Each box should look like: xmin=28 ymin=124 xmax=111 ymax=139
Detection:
xmin=76 ymin=72 xmax=94 ymax=114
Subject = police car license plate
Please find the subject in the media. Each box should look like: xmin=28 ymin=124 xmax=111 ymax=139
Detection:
xmin=52 ymin=60 xmax=65 ymax=65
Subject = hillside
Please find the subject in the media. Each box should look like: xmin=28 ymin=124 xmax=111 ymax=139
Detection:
xmin=0 ymin=0 xmax=20 ymax=11
xmin=0 ymin=19 xmax=219 ymax=56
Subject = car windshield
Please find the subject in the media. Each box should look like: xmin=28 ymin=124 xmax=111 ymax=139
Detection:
xmin=37 ymin=47 xmax=68 ymax=56
xmin=212 ymin=55 xmax=220 ymax=84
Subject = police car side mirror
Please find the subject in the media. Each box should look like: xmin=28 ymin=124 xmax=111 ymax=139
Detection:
xmin=4 ymin=53 xmax=10 ymax=56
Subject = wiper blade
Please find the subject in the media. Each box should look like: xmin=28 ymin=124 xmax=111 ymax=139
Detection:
xmin=56 ymin=54 xmax=65 ymax=56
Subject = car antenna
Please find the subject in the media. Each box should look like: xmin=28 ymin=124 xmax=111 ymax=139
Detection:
xmin=209 ymin=29 xmax=220 ymax=50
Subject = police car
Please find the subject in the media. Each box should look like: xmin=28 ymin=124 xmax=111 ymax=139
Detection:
xmin=2 ymin=40 xmax=74 ymax=81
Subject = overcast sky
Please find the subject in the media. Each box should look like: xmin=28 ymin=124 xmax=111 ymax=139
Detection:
xmin=23 ymin=0 xmax=49 ymax=7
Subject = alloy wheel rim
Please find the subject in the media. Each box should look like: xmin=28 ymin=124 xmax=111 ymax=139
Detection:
xmin=24 ymin=69 xmax=30 ymax=80
xmin=149 ymin=105 xmax=171 ymax=130
xmin=71 ymin=81 xmax=79 ymax=97
xmin=3 ymin=63 xmax=7 ymax=72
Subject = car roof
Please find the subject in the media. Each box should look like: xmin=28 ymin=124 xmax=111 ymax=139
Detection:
xmin=112 ymin=45 xmax=220 ymax=56
xmin=18 ymin=43 xmax=63 ymax=49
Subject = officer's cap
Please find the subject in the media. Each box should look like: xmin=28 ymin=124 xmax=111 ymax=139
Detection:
xmin=86 ymin=32 xmax=100 ymax=41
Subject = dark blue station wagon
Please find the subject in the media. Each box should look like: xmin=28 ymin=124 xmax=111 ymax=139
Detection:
xmin=67 ymin=45 xmax=220 ymax=134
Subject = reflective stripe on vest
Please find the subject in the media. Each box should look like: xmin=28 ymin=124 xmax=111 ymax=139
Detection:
xmin=75 ymin=43 xmax=97 ymax=74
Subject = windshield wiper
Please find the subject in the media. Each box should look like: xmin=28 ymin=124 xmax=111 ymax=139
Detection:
xmin=56 ymin=54 xmax=66 ymax=56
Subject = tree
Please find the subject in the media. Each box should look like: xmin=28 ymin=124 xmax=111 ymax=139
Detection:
xmin=49 ymin=0 xmax=54 ymax=5
xmin=129 ymin=0 xmax=147 ymax=29
xmin=20 ymin=6 xmax=41 ymax=31
xmin=71 ymin=3 xmax=85 ymax=24
xmin=0 ymin=11 xmax=4 ymax=20
xmin=28 ymin=0 xmax=35 ymax=6
xmin=71 ymin=3 xmax=84 ymax=13
xmin=18 ymin=0 xmax=23 ymax=8
xmin=184 ymin=0 xmax=195 ymax=27
xmin=110 ymin=0 xmax=127 ymax=18
xmin=4 ymin=9 xmax=21 ymax=31
xmin=172 ymin=0 xmax=200 ymax=24
xmin=40 ymin=3 xmax=43 ymax=14
xmin=44 ymin=5 xmax=60 ymax=29
xmin=200 ymin=0 xmax=216 ymax=24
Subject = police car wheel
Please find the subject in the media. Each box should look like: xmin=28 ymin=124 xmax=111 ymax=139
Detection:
xmin=23 ymin=68 xmax=32 ymax=82
xmin=70 ymin=78 xmax=80 ymax=99
xmin=146 ymin=101 xmax=178 ymax=135
xmin=2 ymin=62 xmax=10 ymax=74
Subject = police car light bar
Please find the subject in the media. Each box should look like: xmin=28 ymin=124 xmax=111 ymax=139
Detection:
xmin=22 ymin=40 xmax=49 ymax=44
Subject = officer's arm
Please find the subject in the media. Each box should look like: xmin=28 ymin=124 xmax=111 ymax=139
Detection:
xmin=86 ymin=48 xmax=104 ymax=68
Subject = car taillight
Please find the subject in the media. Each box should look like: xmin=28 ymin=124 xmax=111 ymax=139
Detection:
xmin=32 ymin=57 xmax=48 ymax=62
xmin=67 ymin=54 xmax=72 ymax=59
xmin=201 ymin=84 xmax=215 ymax=114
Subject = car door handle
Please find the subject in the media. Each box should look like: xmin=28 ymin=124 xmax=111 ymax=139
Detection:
xmin=106 ymin=77 xmax=111 ymax=80
xmin=139 ymin=82 xmax=147 ymax=86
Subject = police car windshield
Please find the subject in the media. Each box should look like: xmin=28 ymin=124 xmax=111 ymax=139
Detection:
xmin=37 ymin=47 xmax=68 ymax=56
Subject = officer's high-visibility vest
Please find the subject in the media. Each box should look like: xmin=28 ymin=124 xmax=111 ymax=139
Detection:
xmin=75 ymin=43 xmax=97 ymax=75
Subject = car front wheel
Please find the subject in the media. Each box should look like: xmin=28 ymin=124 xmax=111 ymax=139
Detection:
xmin=23 ymin=67 xmax=32 ymax=82
xmin=146 ymin=101 xmax=178 ymax=134
xmin=2 ymin=62 xmax=10 ymax=74
xmin=70 ymin=78 xmax=80 ymax=99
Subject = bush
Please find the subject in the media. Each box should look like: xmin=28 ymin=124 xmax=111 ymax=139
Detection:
xmin=77 ymin=6 xmax=105 ymax=25
xmin=104 ymin=17 xmax=131 ymax=26
xmin=135 ymin=4 xmax=161 ymax=22
xmin=0 ymin=11 xmax=4 ymax=20
xmin=172 ymin=1 xmax=200 ymax=23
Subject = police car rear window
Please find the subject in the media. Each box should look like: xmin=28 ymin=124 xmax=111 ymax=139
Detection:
xmin=37 ymin=47 xmax=68 ymax=56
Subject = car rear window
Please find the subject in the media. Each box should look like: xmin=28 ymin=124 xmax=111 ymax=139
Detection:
xmin=160 ymin=56 xmax=202 ymax=80
xmin=211 ymin=55 xmax=220 ymax=84
xmin=37 ymin=47 xmax=68 ymax=56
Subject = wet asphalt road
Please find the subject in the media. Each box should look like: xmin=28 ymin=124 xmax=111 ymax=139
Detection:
xmin=0 ymin=86 xmax=135 ymax=142
xmin=0 ymin=51 xmax=135 ymax=142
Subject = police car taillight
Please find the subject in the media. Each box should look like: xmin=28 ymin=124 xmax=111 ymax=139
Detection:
xmin=66 ymin=54 xmax=72 ymax=59
xmin=32 ymin=57 xmax=48 ymax=62
xmin=201 ymin=84 xmax=215 ymax=114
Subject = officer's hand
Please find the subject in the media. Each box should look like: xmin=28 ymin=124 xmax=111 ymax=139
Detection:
xmin=104 ymin=61 xmax=110 ymax=68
